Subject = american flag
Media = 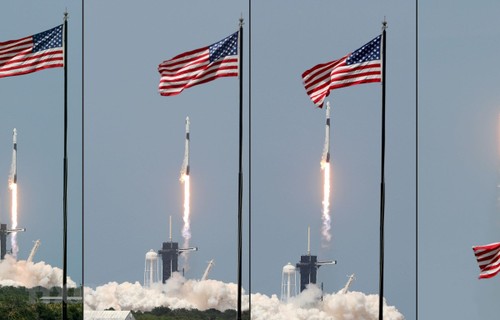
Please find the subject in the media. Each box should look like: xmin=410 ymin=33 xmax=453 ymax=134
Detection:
xmin=158 ymin=32 xmax=239 ymax=96
xmin=0 ymin=25 xmax=64 ymax=78
xmin=473 ymin=242 xmax=500 ymax=279
xmin=302 ymin=35 xmax=382 ymax=108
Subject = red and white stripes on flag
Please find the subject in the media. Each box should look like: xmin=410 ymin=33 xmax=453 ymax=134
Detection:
xmin=158 ymin=32 xmax=238 ymax=96
xmin=302 ymin=35 xmax=382 ymax=108
xmin=0 ymin=25 xmax=63 ymax=78
xmin=473 ymin=242 xmax=500 ymax=279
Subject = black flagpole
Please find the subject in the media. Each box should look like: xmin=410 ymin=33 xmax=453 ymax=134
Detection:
xmin=378 ymin=20 xmax=387 ymax=320
xmin=237 ymin=17 xmax=244 ymax=320
xmin=62 ymin=11 xmax=69 ymax=320
xmin=415 ymin=1 xmax=419 ymax=319
xmin=248 ymin=1 xmax=252 ymax=318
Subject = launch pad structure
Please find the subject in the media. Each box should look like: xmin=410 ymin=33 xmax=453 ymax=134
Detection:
xmin=158 ymin=241 xmax=179 ymax=282
xmin=0 ymin=223 xmax=25 ymax=260
xmin=296 ymin=227 xmax=336 ymax=292
xmin=158 ymin=217 xmax=197 ymax=283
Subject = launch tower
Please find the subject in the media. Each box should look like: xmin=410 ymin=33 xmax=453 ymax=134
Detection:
xmin=296 ymin=227 xmax=336 ymax=292
xmin=158 ymin=217 xmax=197 ymax=283
xmin=0 ymin=223 xmax=25 ymax=260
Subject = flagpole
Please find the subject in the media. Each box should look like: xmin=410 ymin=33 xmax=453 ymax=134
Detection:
xmin=378 ymin=19 xmax=387 ymax=320
xmin=415 ymin=1 xmax=419 ymax=319
xmin=62 ymin=11 xmax=69 ymax=320
xmin=248 ymin=1 xmax=252 ymax=318
xmin=237 ymin=17 xmax=244 ymax=320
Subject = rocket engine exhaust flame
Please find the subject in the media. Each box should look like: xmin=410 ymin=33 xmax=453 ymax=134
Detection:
xmin=9 ymin=128 xmax=18 ymax=259
xmin=321 ymin=103 xmax=332 ymax=245
xmin=9 ymin=183 xmax=18 ymax=258
xmin=181 ymin=174 xmax=191 ymax=244
xmin=321 ymin=161 xmax=331 ymax=244
xmin=180 ymin=117 xmax=191 ymax=270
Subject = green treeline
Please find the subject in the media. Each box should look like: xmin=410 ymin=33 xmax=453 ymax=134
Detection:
xmin=0 ymin=286 xmax=82 ymax=320
xmin=133 ymin=307 xmax=250 ymax=320
xmin=0 ymin=285 xmax=253 ymax=320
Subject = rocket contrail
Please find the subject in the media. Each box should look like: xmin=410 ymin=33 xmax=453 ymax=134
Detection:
xmin=180 ymin=117 xmax=191 ymax=269
xmin=9 ymin=128 xmax=18 ymax=258
xmin=321 ymin=103 xmax=332 ymax=244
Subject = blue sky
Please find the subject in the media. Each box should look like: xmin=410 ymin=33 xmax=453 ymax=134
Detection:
xmin=419 ymin=1 xmax=500 ymax=319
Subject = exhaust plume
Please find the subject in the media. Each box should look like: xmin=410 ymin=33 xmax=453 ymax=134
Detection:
xmin=180 ymin=174 xmax=191 ymax=267
xmin=9 ymin=128 xmax=18 ymax=258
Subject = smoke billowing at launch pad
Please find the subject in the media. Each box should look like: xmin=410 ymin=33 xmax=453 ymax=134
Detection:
xmin=0 ymin=255 xmax=76 ymax=289
xmin=84 ymin=273 xmax=403 ymax=320
xmin=83 ymin=222 xmax=403 ymax=319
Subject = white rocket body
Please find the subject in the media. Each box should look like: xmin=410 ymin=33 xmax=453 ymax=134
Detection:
xmin=181 ymin=117 xmax=190 ymax=176
xmin=322 ymin=102 xmax=330 ymax=163
xmin=11 ymin=128 xmax=17 ymax=184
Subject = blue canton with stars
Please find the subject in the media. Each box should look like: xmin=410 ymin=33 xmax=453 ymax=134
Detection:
xmin=208 ymin=32 xmax=238 ymax=63
xmin=33 ymin=25 xmax=63 ymax=53
xmin=346 ymin=35 xmax=381 ymax=65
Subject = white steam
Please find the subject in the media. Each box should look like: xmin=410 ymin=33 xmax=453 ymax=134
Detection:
xmin=180 ymin=174 xmax=191 ymax=271
xmin=84 ymin=273 xmax=404 ymax=320
xmin=0 ymin=254 xmax=76 ymax=288
xmin=320 ymin=161 xmax=331 ymax=245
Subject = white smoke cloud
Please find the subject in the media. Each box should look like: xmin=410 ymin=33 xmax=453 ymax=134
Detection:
xmin=84 ymin=273 xmax=404 ymax=320
xmin=84 ymin=273 xmax=237 ymax=312
xmin=0 ymin=255 xmax=76 ymax=288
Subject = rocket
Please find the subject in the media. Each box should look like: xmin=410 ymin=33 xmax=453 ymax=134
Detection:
xmin=11 ymin=128 xmax=17 ymax=184
xmin=323 ymin=102 xmax=331 ymax=163
xmin=181 ymin=117 xmax=190 ymax=176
